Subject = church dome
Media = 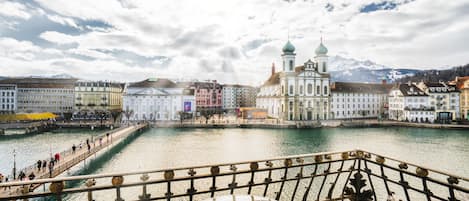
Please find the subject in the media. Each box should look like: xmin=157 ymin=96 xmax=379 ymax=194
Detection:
xmin=282 ymin=40 xmax=295 ymax=53
xmin=315 ymin=42 xmax=328 ymax=55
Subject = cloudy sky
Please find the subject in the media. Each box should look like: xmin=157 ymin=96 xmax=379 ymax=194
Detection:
xmin=0 ymin=0 xmax=468 ymax=85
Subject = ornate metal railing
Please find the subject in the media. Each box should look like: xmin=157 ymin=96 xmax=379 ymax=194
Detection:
xmin=0 ymin=149 xmax=467 ymax=201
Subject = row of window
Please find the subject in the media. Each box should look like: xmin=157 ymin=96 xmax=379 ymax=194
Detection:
xmin=282 ymin=85 xmax=328 ymax=96
xmin=331 ymin=103 xmax=380 ymax=109
xmin=1 ymin=91 xmax=15 ymax=96
xmin=335 ymin=110 xmax=380 ymax=116
xmin=18 ymin=89 xmax=73 ymax=93
xmin=332 ymin=98 xmax=384 ymax=102
xmin=1 ymin=104 xmax=15 ymax=110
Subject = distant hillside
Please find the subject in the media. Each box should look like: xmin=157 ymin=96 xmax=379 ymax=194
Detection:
xmin=396 ymin=64 xmax=469 ymax=83
xmin=331 ymin=68 xmax=421 ymax=83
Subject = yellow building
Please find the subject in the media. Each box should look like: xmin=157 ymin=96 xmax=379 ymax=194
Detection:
xmin=74 ymin=81 xmax=124 ymax=116
xmin=454 ymin=76 xmax=469 ymax=120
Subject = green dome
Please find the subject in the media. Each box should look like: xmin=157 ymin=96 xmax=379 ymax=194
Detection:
xmin=315 ymin=42 xmax=328 ymax=55
xmin=282 ymin=40 xmax=295 ymax=53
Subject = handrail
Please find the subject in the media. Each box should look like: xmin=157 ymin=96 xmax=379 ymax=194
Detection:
xmin=0 ymin=149 xmax=467 ymax=201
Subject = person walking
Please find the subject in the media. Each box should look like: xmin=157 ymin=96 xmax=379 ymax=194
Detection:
xmin=99 ymin=137 xmax=103 ymax=147
xmin=0 ymin=173 xmax=3 ymax=185
xmin=106 ymin=133 xmax=110 ymax=142
xmin=48 ymin=160 xmax=54 ymax=178
xmin=87 ymin=143 xmax=91 ymax=153
xmin=28 ymin=172 xmax=35 ymax=181
xmin=4 ymin=177 xmax=10 ymax=190
xmin=72 ymin=144 xmax=76 ymax=154
xmin=36 ymin=160 xmax=42 ymax=171
xmin=42 ymin=160 xmax=47 ymax=172
xmin=18 ymin=171 xmax=26 ymax=181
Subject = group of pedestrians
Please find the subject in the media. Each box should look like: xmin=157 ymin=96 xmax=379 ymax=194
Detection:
xmin=0 ymin=173 xmax=11 ymax=190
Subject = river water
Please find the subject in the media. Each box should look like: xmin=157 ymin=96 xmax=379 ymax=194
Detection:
xmin=1 ymin=127 xmax=468 ymax=199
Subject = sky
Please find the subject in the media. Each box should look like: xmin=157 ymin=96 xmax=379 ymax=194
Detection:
xmin=0 ymin=0 xmax=468 ymax=85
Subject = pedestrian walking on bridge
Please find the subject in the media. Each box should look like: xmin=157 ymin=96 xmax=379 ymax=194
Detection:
xmin=72 ymin=144 xmax=76 ymax=154
xmin=36 ymin=160 xmax=42 ymax=171
xmin=42 ymin=160 xmax=47 ymax=172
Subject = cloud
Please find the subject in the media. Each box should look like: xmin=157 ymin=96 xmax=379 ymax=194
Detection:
xmin=0 ymin=0 xmax=468 ymax=86
xmin=0 ymin=1 xmax=31 ymax=19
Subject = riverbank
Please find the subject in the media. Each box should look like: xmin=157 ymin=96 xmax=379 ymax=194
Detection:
xmin=150 ymin=120 xmax=469 ymax=129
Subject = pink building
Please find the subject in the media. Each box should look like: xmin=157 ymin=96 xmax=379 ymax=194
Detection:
xmin=192 ymin=81 xmax=222 ymax=112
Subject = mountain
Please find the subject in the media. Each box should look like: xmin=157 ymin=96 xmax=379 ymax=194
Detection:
xmin=396 ymin=64 xmax=469 ymax=83
xmin=329 ymin=55 xmax=421 ymax=83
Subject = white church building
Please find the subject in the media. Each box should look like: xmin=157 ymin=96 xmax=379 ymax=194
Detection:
xmin=257 ymin=39 xmax=331 ymax=121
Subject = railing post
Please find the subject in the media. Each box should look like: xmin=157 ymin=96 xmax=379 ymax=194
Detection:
xmin=187 ymin=168 xmax=197 ymax=201
xmin=291 ymin=158 xmax=304 ymax=201
xmin=164 ymin=170 xmax=174 ymax=201
xmin=210 ymin=166 xmax=220 ymax=198
xmin=228 ymin=165 xmax=238 ymax=195
xmin=85 ymin=178 xmax=96 ymax=201
xmin=247 ymin=162 xmax=258 ymax=195
xmin=112 ymin=176 xmax=124 ymax=201
xmin=263 ymin=161 xmax=273 ymax=197
xmin=138 ymin=174 xmax=150 ymax=201
xmin=275 ymin=158 xmax=292 ymax=201
xmin=416 ymin=167 xmax=431 ymax=201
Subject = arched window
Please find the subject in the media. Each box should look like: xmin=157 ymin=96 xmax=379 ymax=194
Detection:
xmin=281 ymin=85 xmax=284 ymax=94
xmin=289 ymin=85 xmax=294 ymax=95
xmin=283 ymin=61 xmax=285 ymax=71
xmin=289 ymin=60 xmax=293 ymax=71
xmin=316 ymin=85 xmax=320 ymax=94
xmin=299 ymin=85 xmax=303 ymax=94
xmin=307 ymin=84 xmax=312 ymax=94
xmin=323 ymin=62 xmax=327 ymax=72
xmin=289 ymin=101 xmax=293 ymax=111
xmin=324 ymin=86 xmax=328 ymax=95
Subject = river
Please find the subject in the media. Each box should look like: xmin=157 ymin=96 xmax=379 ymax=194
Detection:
xmin=1 ymin=127 xmax=468 ymax=199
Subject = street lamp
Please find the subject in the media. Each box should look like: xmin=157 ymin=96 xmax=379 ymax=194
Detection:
xmin=12 ymin=149 xmax=16 ymax=180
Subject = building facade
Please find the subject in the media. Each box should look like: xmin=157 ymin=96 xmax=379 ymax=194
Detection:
xmin=0 ymin=78 xmax=76 ymax=115
xmin=74 ymin=81 xmax=124 ymax=115
xmin=331 ymin=82 xmax=392 ymax=119
xmin=222 ymin=84 xmax=257 ymax=112
xmin=416 ymin=82 xmax=460 ymax=122
xmin=0 ymin=84 xmax=17 ymax=114
xmin=192 ymin=81 xmax=222 ymax=113
xmin=257 ymin=39 xmax=331 ymax=121
xmin=388 ymin=83 xmax=435 ymax=122
xmin=453 ymin=76 xmax=469 ymax=120
xmin=123 ymin=78 xmax=196 ymax=121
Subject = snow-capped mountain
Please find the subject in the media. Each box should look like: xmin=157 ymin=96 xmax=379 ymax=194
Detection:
xmin=329 ymin=55 xmax=421 ymax=83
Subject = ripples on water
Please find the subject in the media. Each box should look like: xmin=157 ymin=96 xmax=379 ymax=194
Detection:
xmin=1 ymin=127 xmax=468 ymax=200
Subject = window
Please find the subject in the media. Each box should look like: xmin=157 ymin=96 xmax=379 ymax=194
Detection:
xmin=307 ymin=84 xmax=312 ymax=94
xmin=324 ymin=86 xmax=328 ymax=95
xmin=316 ymin=86 xmax=320 ymax=95
xmin=300 ymin=85 xmax=303 ymax=94
xmin=289 ymin=60 xmax=293 ymax=71
xmin=289 ymin=85 xmax=294 ymax=95
xmin=323 ymin=62 xmax=327 ymax=72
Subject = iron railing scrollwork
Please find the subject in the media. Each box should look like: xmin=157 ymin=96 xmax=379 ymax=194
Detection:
xmin=0 ymin=149 xmax=467 ymax=201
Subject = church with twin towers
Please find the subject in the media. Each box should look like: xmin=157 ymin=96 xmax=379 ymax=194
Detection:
xmin=256 ymin=38 xmax=331 ymax=121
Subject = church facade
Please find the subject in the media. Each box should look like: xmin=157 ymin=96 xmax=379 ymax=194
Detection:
xmin=257 ymin=39 xmax=331 ymax=121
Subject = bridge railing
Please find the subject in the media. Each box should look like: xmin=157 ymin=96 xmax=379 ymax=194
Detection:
xmin=4 ymin=125 xmax=129 ymax=182
xmin=0 ymin=149 xmax=467 ymax=201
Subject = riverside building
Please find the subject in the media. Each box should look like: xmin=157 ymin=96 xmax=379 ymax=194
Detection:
xmin=74 ymin=81 xmax=124 ymax=119
xmin=452 ymin=76 xmax=469 ymax=120
xmin=192 ymin=81 xmax=222 ymax=114
xmin=257 ymin=39 xmax=331 ymax=121
xmin=222 ymin=84 xmax=257 ymax=113
xmin=0 ymin=78 xmax=77 ymax=115
xmin=123 ymin=78 xmax=196 ymax=121
xmin=388 ymin=83 xmax=435 ymax=122
xmin=330 ymin=82 xmax=392 ymax=119
xmin=416 ymin=81 xmax=460 ymax=122
xmin=0 ymin=84 xmax=17 ymax=114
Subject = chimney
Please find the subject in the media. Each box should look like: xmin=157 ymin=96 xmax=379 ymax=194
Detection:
xmin=271 ymin=63 xmax=275 ymax=76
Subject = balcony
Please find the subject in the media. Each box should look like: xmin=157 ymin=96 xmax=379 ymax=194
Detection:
xmin=0 ymin=150 xmax=467 ymax=201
